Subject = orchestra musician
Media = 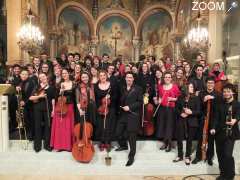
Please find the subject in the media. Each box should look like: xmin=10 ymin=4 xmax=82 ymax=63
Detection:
xmin=192 ymin=77 xmax=221 ymax=165
xmin=16 ymin=69 xmax=35 ymax=140
xmin=94 ymin=70 xmax=117 ymax=151
xmin=173 ymin=83 xmax=200 ymax=165
xmin=156 ymin=72 xmax=180 ymax=152
xmin=115 ymin=72 xmax=143 ymax=166
xmin=50 ymin=69 xmax=75 ymax=151
xmin=29 ymin=73 xmax=55 ymax=152
xmin=210 ymin=84 xmax=240 ymax=180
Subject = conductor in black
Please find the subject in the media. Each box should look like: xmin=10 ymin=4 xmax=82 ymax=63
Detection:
xmin=210 ymin=84 xmax=240 ymax=180
xmin=115 ymin=72 xmax=143 ymax=166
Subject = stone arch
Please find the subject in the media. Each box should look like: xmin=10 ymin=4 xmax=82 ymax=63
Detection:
xmin=56 ymin=1 xmax=95 ymax=36
xmin=136 ymin=4 xmax=175 ymax=37
xmin=95 ymin=10 xmax=137 ymax=37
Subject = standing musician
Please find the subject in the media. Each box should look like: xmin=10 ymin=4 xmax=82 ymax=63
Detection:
xmin=75 ymin=72 xmax=96 ymax=127
xmin=16 ymin=69 xmax=35 ymax=140
xmin=173 ymin=83 xmax=200 ymax=165
xmin=192 ymin=77 xmax=221 ymax=165
xmin=210 ymin=84 xmax=240 ymax=180
xmin=115 ymin=72 xmax=143 ymax=166
xmin=156 ymin=72 xmax=180 ymax=152
xmin=94 ymin=70 xmax=117 ymax=151
xmin=50 ymin=69 xmax=75 ymax=151
xmin=29 ymin=73 xmax=55 ymax=152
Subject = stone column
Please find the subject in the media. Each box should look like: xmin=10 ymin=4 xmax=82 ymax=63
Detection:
xmin=208 ymin=9 xmax=224 ymax=64
xmin=49 ymin=32 xmax=58 ymax=60
xmin=132 ymin=37 xmax=142 ymax=62
xmin=6 ymin=0 xmax=22 ymax=65
xmin=171 ymin=34 xmax=183 ymax=62
xmin=89 ymin=36 xmax=98 ymax=56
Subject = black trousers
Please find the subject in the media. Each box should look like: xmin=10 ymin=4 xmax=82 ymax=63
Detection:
xmin=216 ymin=133 xmax=235 ymax=179
xmin=195 ymin=127 xmax=215 ymax=160
xmin=116 ymin=121 xmax=137 ymax=159
xmin=33 ymin=108 xmax=50 ymax=151
xmin=177 ymin=127 xmax=197 ymax=158
xmin=24 ymin=104 xmax=34 ymax=139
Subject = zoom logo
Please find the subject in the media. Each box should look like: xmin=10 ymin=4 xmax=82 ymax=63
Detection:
xmin=192 ymin=1 xmax=225 ymax=11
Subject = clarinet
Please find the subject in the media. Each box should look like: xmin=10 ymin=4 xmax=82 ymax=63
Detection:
xmin=226 ymin=105 xmax=233 ymax=137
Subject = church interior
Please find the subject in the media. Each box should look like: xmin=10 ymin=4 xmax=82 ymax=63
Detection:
xmin=0 ymin=0 xmax=240 ymax=180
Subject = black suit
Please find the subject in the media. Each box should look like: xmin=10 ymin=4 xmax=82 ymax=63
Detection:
xmin=194 ymin=90 xmax=221 ymax=161
xmin=212 ymin=99 xmax=240 ymax=179
xmin=116 ymin=84 xmax=143 ymax=159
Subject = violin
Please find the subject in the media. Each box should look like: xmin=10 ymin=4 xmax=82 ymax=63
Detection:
xmin=32 ymin=84 xmax=48 ymax=103
xmin=141 ymin=84 xmax=154 ymax=136
xmin=55 ymin=85 xmax=68 ymax=117
xmin=98 ymin=88 xmax=111 ymax=116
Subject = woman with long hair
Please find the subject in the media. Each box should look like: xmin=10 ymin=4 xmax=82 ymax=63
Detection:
xmin=94 ymin=70 xmax=117 ymax=151
xmin=173 ymin=83 xmax=200 ymax=165
xmin=50 ymin=69 xmax=75 ymax=151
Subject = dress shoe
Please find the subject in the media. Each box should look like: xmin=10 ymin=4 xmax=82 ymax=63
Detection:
xmin=207 ymin=159 xmax=213 ymax=166
xmin=215 ymin=176 xmax=225 ymax=180
xmin=44 ymin=147 xmax=52 ymax=152
xmin=159 ymin=144 xmax=166 ymax=150
xmin=115 ymin=146 xmax=128 ymax=151
xmin=173 ymin=157 xmax=183 ymax=163
xmin=126 ymin=158 xmax=134 ymax=166
xmin=165 ymin=146 xmax=171 ymax=152
xmin=192 ymin=158 xmax=201 ymax=164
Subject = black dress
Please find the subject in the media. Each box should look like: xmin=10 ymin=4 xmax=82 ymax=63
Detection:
xmin=175 ymin=95 xmax=200 ymax=158
xmin=94 ymin=82 xmax=117 ymax=143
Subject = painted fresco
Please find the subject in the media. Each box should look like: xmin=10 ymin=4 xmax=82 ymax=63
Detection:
xmin=141 ymin=10 xmax=173 ymax=60
xmin=98 ymin=16 xmax=133 ymax=60
xmin=176 ymin=0 xmax=191 ymax=34
xmin=58 ymin=7 xmax=90 ymax=55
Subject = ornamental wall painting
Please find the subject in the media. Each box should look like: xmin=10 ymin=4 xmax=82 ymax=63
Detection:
xmin=141 ymin=10 xmax=173 ymax=60
xmin=58 ymin=7 xmax=90 ymax=55
xmin=98 ymin=16 xmax=133 ymax=60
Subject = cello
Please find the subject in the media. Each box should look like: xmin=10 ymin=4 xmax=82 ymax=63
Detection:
xmin=72 ymin=83 xmax=94 ymax=163
xmin=141 ymin=84 xmax=154 ymax=136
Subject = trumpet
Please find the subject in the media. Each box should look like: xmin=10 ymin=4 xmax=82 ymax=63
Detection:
xmin=16 ymin=89 xmax=28 ymax=150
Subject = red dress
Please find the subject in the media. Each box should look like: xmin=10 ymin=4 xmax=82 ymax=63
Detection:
xmin=50 ymin=89 xmax=75 ymax=151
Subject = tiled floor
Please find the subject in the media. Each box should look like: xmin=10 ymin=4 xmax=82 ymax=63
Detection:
xmin=0 ymin=141 xmax=239 ymax=180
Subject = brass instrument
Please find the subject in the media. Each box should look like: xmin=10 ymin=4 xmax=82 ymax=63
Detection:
xmin=226 ymin=105 xmax=233 ymax=137
xmin=16 ymin=89 xmax=28 ymax=150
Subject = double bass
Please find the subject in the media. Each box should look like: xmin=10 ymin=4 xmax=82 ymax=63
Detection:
xmin=141 ymin=84 xmax=154 ymax=136
xmin=72 ymin=84 xmax=94 ymax=163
